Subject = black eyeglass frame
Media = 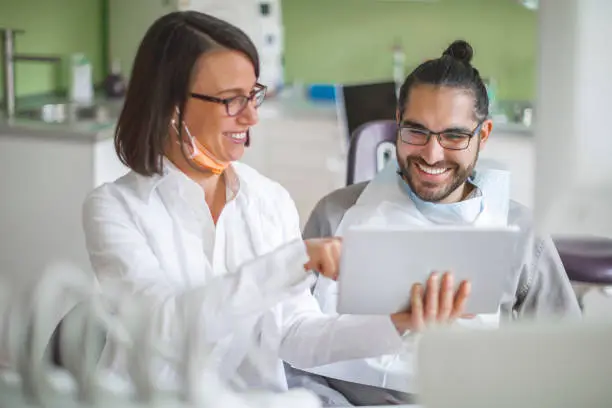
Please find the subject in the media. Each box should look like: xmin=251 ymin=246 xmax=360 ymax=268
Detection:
xmin=397 ymin=120 xmax=485 ymax=151
xmin=190 ymin=83 xmax=267 ymax=117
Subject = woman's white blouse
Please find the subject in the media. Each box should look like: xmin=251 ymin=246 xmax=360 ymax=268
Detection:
xmin=82 ymin=161 xmax=402 ymax=390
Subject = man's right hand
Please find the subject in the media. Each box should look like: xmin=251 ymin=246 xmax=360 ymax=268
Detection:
xmin=391 ymin=272 xmax=471 ymax=334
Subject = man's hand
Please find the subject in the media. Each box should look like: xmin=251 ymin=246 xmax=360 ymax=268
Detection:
xmin=391 ymin=272 xmax=471 ymax=334
xmin=304 ymin=237 xmax=342 ymax=280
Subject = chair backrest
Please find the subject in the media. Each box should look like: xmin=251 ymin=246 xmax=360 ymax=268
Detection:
xmin=346 ymin=120 xmax=397 ymax=186
xmin=335 ymin=81 xmax=397 ymax=142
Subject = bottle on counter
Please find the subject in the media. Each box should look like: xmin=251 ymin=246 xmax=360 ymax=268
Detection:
xmin=102 ymin=59 xmax=126 ymax=99
xmin=69 ymin=53 xmax=94 ymax=104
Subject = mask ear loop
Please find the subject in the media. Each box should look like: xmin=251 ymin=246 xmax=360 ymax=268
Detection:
xmin=172 ymin=106 xmax=197 ymax=159
xmin=171 ymin=107 xmax=227 ymax=173
xmin=171 ymin=119 xmax=197 ymax=159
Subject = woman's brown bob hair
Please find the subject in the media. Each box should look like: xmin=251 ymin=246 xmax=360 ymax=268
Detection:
xmin=114 ymin=11 xmax=260 ymax=176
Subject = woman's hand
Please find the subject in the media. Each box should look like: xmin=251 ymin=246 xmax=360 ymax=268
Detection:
xmin=304 ymin=238 xmax=343 ymax=280
xmin=391 ymin=272 xmax=471 ymax=334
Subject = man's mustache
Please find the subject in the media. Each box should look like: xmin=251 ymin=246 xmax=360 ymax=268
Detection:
xmin=405 ymin=156 xmax=458 ymax=170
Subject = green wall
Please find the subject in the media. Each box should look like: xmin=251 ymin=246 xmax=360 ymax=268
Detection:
xmin=107 ymin=0 xmax=178 ymax=81
xmin=282 ymin=0 xmax=537 ymax=101
xmin=0 ymin=0 xmax=537 ymax=101
xmin=0 ymin=0 xmax=104 ymax=99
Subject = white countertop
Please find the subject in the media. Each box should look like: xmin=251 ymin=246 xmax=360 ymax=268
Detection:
xmin=0 ymin=116 xmax=116 ymax=143
xmin=493 ymin=121 xmax=532 ymax=135
xmin=0 ymin=97 xmax=121 ymax=143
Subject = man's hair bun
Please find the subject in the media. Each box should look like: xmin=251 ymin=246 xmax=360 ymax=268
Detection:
xmin=442 ymin=40 xmax=473 ymax=64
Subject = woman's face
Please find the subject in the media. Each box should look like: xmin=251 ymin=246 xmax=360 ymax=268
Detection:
xmin=179 ymin=49 xmax=260 ymax=163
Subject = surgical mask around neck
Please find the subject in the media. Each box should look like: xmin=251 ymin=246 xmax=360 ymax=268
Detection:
xmin=172 ymin=113 xmax=230 ymax=175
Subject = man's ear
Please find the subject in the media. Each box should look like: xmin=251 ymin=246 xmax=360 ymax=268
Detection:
xmin=479 ymin=119 xmax=493 ymax=148
xmin=396 ymin=109 xmax=401 ymax=123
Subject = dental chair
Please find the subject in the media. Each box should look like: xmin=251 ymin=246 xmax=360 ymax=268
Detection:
xmin=345 ymin=120 xmax=397 ymax=186
xmin=544 ymin=187 xmax=612 ymax=314
xmin=554 ymin=237 xmax=612 ymax=310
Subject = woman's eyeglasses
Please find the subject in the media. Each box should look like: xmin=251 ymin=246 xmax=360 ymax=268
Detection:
xmin=190 ymin=83 xmax=267 ymax=117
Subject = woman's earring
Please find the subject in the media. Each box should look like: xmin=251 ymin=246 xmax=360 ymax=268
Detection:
xmin=171 ymin=118 xmax=179 ymax=133
xmin=172 ymin=106 xmax=182 ymax=132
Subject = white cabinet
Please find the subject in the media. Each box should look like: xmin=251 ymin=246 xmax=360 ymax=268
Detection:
xmin=0 ymin=131 xmax=128 ymax=279
xmin=108 ymin=0 xmax=284 ymax=92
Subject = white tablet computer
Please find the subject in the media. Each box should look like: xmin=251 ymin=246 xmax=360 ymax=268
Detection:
xmin=336 ymin=225 xmax=520 ymax=316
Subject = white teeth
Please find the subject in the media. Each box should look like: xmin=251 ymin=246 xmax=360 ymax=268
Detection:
xmin=227 ymin=132 xmax=247 ymax=140
xmin=417 ymin=163 xmax=448 ymax=175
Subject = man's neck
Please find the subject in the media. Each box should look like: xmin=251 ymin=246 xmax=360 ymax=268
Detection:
xmin=438 ymin=182 xmax=475 ymax=204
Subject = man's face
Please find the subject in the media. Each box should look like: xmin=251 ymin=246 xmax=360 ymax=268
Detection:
xmin=396 ymin=85 xmax=492 ymax=203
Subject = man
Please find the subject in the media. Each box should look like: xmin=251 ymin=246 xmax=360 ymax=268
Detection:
xmin=287 ymin=40 xmax=581 ymax=406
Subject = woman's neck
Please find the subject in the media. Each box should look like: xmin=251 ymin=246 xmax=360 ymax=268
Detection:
xmin=166 ymin=151 xmax=227 ymax=223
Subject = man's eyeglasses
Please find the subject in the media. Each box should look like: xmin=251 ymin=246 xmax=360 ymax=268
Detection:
xmin=398 ymin=121 xmax=484 ymax=151
xmin=190 ymin=83 xmax=267 ymax=117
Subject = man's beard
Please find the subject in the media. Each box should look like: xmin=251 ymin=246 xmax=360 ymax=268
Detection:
xmin=397 ymin=150 xmax=479 ymax=203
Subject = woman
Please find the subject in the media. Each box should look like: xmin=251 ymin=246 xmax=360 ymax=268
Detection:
xmin=82 ymin=11 xmax=410 ymax=393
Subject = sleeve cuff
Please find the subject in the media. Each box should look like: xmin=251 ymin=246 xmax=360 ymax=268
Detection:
xmin=364 ymin=315 xmax=405 ymax=353
xmin=330 ymin=314 xmax=405 ymax=360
